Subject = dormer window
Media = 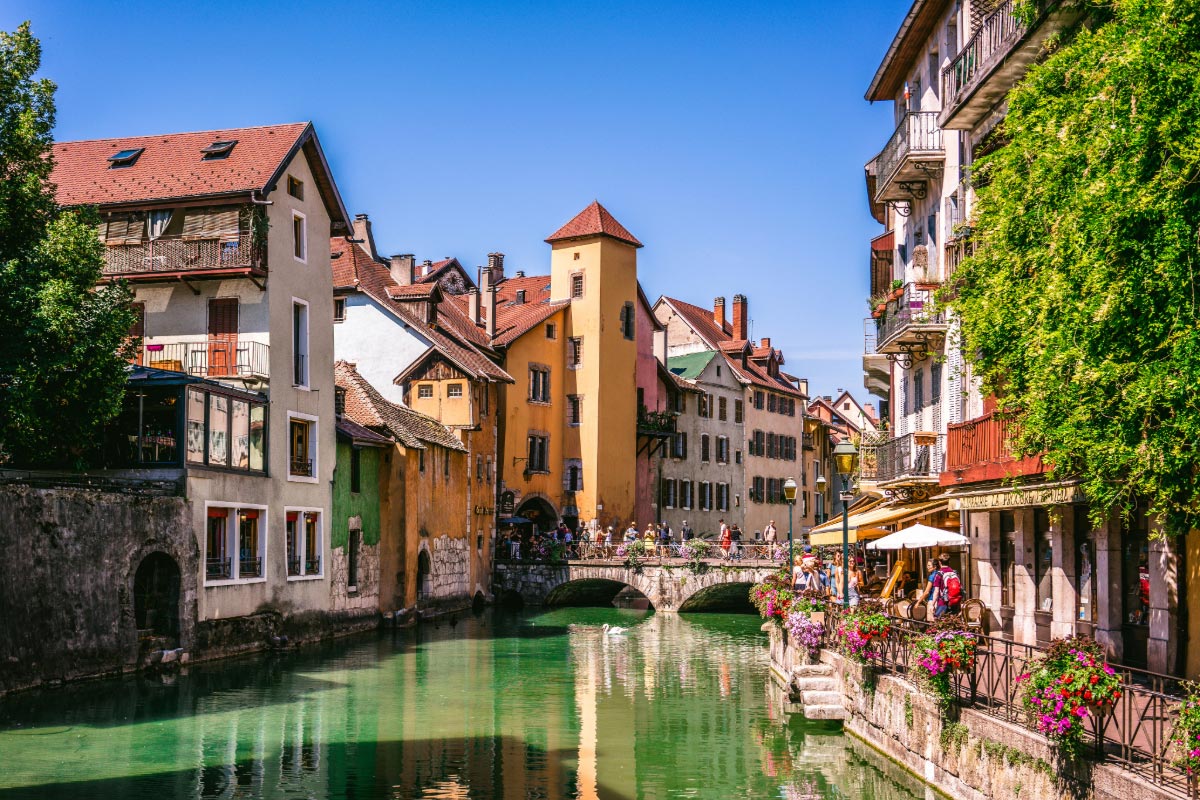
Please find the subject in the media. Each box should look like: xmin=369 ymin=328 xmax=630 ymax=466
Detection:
xmin=201 ymin=140 xmax=237 ymax=160
xmin=107 ymin=148 xmax=144 ymax=168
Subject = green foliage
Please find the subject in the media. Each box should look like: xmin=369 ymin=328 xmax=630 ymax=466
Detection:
xmin=0 ymin=22 xmax=134 ymax=467
xmin=951 ymin=1 xmax=1200 ymax=533
xmin=1171 ymin=681 xmax=1200 ymax=774
xmin=904 ymin=694 xmax=914 ymax=729
xmin=940 ymin=722 xmax=969 ymax=754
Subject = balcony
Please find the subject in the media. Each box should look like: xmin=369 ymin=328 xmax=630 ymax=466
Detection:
xmin=942 ymin=411 xmax=1044 ymax=485
xmin=637 ymin=407 xmax=677 ymax=437
xmin=102 ymin=232 xmax=264 ymax=280
xmin=860 ymin=431 xmax=944 ymax=487
xmin=872 ymin=283 xmax=947 ymax=364
xmin=874 ymin=112 xmax=944 ymax=204
xmin=940 ymin=1 xmax=1079 ymax=131
xmin=137 ymin=338 xmax=270 ymax=382
xmin=862 ymin=321 xmax=891 ymax=399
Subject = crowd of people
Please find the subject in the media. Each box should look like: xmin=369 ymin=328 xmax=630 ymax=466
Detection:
xmin=791 ymin=549 xmax=963 ymax=618
xmin=498 ymin=517 xmax=787 ymax=561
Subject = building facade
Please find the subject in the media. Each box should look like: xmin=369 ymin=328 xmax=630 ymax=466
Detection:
xmin=52 ymin=123 xmax=354 ymax=637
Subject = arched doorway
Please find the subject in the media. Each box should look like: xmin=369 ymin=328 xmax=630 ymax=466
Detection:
xmin=134 ymin=552 xmax=181 ymax=642
xmin=516 ymin=496 xmax=557 ymax=534
xmin=417 ymin=549 xmax=433 ymax=601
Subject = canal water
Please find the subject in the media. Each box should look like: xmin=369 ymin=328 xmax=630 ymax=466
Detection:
xmin=0 ymin=609 xmax=935 ymax=799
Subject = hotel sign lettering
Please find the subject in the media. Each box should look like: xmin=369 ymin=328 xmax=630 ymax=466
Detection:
xmin=958 ymin=484 xmax=1085 ymax=511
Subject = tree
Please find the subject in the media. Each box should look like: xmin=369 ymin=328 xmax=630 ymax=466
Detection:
xmin=953 ymin=1 xmax=1200 ymax=534
xmin=0 ymin=23 xmax=134 ymax=467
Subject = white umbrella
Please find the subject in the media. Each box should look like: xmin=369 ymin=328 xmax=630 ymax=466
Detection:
xmin=866 ymin=523 xmax=968 ymax=551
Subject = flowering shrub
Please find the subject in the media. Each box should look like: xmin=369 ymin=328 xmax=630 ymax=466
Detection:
xmin=912 ymin=629 xmax=976 ymax=707
xmin=616 ymin=539 xmax=652 ymax=570
xmin=771 ymin=545 xmax=789 ymax=562
xmin=1172 ymin=683 xmax=1200 ymax=776
xmin=531 ymin=539 xmax=565 ymax=563
xmin=786 ymin=611 xmax=825 ymax=662
xmin=835 ymin=605 xmax=891 ymax=663
xmin=793 ymin=588 xmax=827 ymax=615
xmin=680 ymin=537 xmax=712 ymax=572
xmin=750 ymin=569 xmax=794 ymax=620
xmin=1016 ymin=636 xmax=1122 ymax=759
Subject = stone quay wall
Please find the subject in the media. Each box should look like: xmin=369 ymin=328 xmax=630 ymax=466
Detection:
xmin=767 ymin=625 xmax=1178 ymax=800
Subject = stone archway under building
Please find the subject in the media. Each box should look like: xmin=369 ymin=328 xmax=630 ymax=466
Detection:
xmin=133 ymin=551 xmax=182 ymax=645
xmin=516 ymin=496 xmax=558 ymax=532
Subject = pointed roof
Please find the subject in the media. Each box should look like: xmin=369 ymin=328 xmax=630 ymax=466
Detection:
xmin=545 ymin=201 xmax=642 ymax=248
xmin=335 ymin=361 xmax=466 ymax=452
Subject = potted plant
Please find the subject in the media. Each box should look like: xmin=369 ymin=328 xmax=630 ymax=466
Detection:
xmin=750 ymin=568 xmax=795 ymax=621
xmin=890 ymin=278 xmax=905 ymax=300
xmin=616 ymin=538 xmax=652 ymax=571
xmin=835 ymin=603 xmax=891 ymax=664
xmin=680 ymin=537 xmax=712 ymax=572
xmin=786 ymin=610 xmax=825 ymax=665
xmin=1016 ymin=636 xmax=1122 ymax=759
xmin=794 ymin=588 xmax=828 ymax=625
xmin=912 ymin=627 xmax=977 ymax=707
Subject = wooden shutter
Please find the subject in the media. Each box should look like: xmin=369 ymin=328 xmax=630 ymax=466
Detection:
xmin=208 ymin=298 xmax=239 ymax=377
xmin=182 ymin=207 xmax=239 ymax=240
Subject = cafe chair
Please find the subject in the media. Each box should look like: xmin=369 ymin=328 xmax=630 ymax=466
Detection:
xmin=962 ymin=598 xmax=987 ymax=634
xmin=894 ymin=599 xmax=912 ymax=620
xmin=909 ymin=600 xmax=928 ymax=622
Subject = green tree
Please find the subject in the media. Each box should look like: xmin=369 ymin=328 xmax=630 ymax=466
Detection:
xmin=0 ymin=23 xmax=134 ymax=467
xmin=953 ymin=1 xmax=1200 ymax=533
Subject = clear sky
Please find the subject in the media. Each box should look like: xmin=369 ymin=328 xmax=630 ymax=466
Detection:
xmin=9 ymin=0 xmax=905 ymax=403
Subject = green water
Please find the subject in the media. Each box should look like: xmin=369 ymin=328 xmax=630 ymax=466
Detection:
xmin=0 ymin=609 xmax=932 ymax=799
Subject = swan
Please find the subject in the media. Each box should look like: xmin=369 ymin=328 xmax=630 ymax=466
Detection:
xmin=602 ymin=623 xmax=628 ymax=635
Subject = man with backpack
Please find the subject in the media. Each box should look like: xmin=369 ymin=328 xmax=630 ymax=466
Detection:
xmin=924 ymin=553 xmax=963 ymax=618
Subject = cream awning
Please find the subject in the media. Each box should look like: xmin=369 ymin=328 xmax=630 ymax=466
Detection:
xmin=808 ymin=499 xmax=949 ymax=546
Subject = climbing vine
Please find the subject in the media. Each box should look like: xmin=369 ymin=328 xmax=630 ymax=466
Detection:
xmin=952 ymin=0 xmax=1200 ymax=534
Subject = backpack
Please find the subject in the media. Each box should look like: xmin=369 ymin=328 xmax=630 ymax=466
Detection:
xmin=939 ymin=568 xmax=963 ymax=607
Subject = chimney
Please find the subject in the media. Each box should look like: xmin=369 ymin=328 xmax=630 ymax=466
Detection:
xmin=353 ymin=213 xmax=378 ymax=259
xmin=468 ymin=287 xmax=480 ymax=325
xmin=421 ymin=259 xmax=432 ymax=278
xmin=515 ymin=270 xmax=525 ymax=278
xmin=487 ymin=252 xmax=505 ymax=284
xmin=732 ymin=294 xmax=748 ymax=341
xmin=514 ymin=289 xmax=526 ymax=305
xmin=865 ymin=402 xmax=876 ymax=418
xmin=713 ymin=296 xmax=726 ymax=332
xmin=390 ymin=254 xmax=415 ymax=286
xmin=485 ymin=285 xmax=497 ymax=339
xmin=760 ymin=337 xmax=771 ymax=349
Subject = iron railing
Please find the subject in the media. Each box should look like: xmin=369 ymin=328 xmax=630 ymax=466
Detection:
xmin=821 ymin=609 xmax=1190 ymax=797
xmin=205 ymin=557 xmax=231 ymax=580
xmin=102 ymin=232 xmax=262 ymax=276
xmin=289 ymin=458 xmax=314 ymax=478
xmin=875 ymin=111 xmax=944 ymax=195
xmin=139 ymin=339 xmax=270 ymax=380
xmin=859 ymin=431 xmax=944 ymax=483
xmin=874 ymin=283 xmax=947 ymax=351
xmin=238 ymin=557 xmax=262 ymax=578
xmin=495 ymin=542 xmax=789 ymax=565
xmin=941 ymin=0 xmax=1028 ymax=104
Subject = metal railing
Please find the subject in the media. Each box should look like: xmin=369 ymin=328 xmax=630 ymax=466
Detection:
xmin=238 ymin=557 xmax=262 ymax=578
xmin=205 ymin=557 xmax=231 ymax=580
xmin=289 ymin=458 xmax=314 ymax=478
xmin=943 ymin=234 xmax=975 ymax=285
xmin=821 ymin=609 xmax=1190 ymax=797
xmin=496 ymin=541 xmax=790 ymax=565
xmin=875 ymin=111 xmax=944 ymax=193
xmin=139 ymin=339 xmax=270 ymax=380
xmin=874 ymin=283 xmax=947 ymax=350
xmin=102 ymin=232 xmax=262 ymax=276
xmin=942 ymin=0 xmax=1028 ymax=104
xmin=859 ymin=431 xmax=944 ymax=483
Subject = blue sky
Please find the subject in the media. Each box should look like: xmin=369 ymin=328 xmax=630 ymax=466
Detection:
xmin=11 ymin=0 xmax=903 ymax=402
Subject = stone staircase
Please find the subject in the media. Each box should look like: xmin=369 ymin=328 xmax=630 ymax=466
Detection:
xmin=792 ymin=662 xmax=846 ymax=721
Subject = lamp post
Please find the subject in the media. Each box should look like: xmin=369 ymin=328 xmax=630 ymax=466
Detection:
xmin=783 ymin=476 xmax=797 ymax=568
xmin=815 ymin=475 xmax=827 ymax=523
xmin=833 ymin=440 xmax=860 ymax=608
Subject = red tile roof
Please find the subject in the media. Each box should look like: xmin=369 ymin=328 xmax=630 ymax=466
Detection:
xmin=545 ymin=201 xmax=642 ymax=248
xmin=335 ymin=361 xmax=466 ymax=452
xmin=51 ymin=123 xmax=350 ymax=230
xmin=660 ymin=296 xmax=733 ymax=346
xmin=329 ymin=237 xmax=512 ymax=384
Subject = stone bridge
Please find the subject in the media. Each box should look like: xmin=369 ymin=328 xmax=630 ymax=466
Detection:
xmin=492 ymin=560 xmax=778 ymax=612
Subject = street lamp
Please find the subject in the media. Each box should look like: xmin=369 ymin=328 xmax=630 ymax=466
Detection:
xmin=833 ymin=440 xmax=860 ymax=608
xmin=783 ymin=476 xmax=797 ymax=568
xmin=815 ymin=475 xmax=827 ymax=523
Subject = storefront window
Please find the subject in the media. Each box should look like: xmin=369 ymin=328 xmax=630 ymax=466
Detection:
xmin=1075 ymin=506 xmax=1096 ymax=624
xmin=1000 ymin=511 xmax=1016 ymax=608
xmin=1034 ymin=509 xmax=1053 ymax=613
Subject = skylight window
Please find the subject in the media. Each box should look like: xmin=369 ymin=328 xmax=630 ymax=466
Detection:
xmin=201 ymin=140 xmax=237 ymax=159
xmin=107 ymin=148 xmax=144 ymax=168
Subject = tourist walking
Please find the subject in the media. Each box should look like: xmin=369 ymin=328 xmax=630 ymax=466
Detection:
xmin=658 ymin=521 xmax=672 ymax=556
xmin=730 ymin=524 xmax=743 ymax=560
xmin=681 ymin=520 xmax=695 ymax=541
xmin=764 ymin=520 xmax=777 ymax=544
xmin=831 ymin=553 xmax=861 ymax=607
xmin=923 ymin=553 xmax=963 ymax=618
xmin=718 ymin=519 xmax=732 ymax=557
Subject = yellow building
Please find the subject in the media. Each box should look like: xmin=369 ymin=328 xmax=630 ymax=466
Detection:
xmin=468 ymin=202 xmax=647 ymax=533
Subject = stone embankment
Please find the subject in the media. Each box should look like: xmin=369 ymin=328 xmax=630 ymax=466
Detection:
xmin=766 ymin=624 xmax=1178 ymax=800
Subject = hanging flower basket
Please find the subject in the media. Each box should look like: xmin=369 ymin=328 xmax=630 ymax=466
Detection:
xmin=1016 ymin=636 xmax=1122 ymax=760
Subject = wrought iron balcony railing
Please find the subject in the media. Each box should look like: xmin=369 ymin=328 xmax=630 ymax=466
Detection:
xmin=289 ymin=457 xmax=314 ymax=478
xmin=942 ymin=1 xmax=1026 ymax=108
xmin=860 ymin=431 xmax=944 ymax=484
xmin=102 ymin=232 xmax=263 ymax=277
xmin=875 ymin=112 xmax=943 ymax=201
xmin=874 ymin=284 xmax=947 ymax=353
xmin=138 ymin=338 xmax=270 ymax=380
xmin=205 ymin=557 xmax=231 ymax=581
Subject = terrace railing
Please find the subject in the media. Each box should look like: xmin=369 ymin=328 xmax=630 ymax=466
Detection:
xmin=942 ymin=1 xmax=1027 ymax=104
xmin=139 ymin=339 xmax=270 ymax=380
xmin=859 ymin=431 xmax=944 ymax=483
xmin=875 ymin=111 xmax=943 ymax=194
xmin=103 ymin=232 xmax=262 ymax=276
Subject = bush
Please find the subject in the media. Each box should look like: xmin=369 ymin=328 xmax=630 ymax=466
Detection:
xmin=912 ymin=629 xmax=976 ymax=707
xmin=1016 ymin=636 xmax=1122 ymax=759
xmin=835 ymin=604 xmax=891 ymax=663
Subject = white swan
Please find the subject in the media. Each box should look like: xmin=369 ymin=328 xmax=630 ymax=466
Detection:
xmin=602 ymin=623 xmax=628 ymax=635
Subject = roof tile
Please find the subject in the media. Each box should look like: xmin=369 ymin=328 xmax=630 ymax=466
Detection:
xmin=545 ymin=201 xmax=642 ymax=248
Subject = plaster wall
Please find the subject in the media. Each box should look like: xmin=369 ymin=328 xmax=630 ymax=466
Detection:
xmin=333 ymin=292 xmax=431 ymax=406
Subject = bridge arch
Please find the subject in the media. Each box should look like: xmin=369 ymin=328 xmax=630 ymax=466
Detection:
xmin=676 ymin=581 xmax=756 ymax=614
xmin=493 ymin=563 xmax=775 ymax=613
xmin=544 ymin=578 xmax=653 ymax=609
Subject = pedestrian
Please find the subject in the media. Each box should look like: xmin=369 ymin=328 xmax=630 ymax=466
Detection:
xmin=718 ymin=519 xmax=732 ymax=557
xmin=625 ymin=522 xmax=639 ymax=543
xmin=764 ymin=519 xmax=778 ymax=544
xmin=658 ymin=520 xmax=672 ymax=556
xmin=682 ymin=520 xmax=695 ymax=541
xmin=643 ymin=524 xmax=657 ymax=547
xmin=924 ymin=553 xmax=963 ymax=618
xmin=730 ymin=524 xmax=743 ymax=560
xmin=831 ymin=552 xmax=862 ymax=607
xmin=919 ymin=558 xmax=938 ymax=604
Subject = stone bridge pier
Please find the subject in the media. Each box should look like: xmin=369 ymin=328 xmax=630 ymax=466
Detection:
xmin=492 ymin=561 xmax=776 ymax=612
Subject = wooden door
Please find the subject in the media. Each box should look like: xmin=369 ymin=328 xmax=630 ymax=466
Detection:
xmin=208 ymin=298 xmax=238 ymax=376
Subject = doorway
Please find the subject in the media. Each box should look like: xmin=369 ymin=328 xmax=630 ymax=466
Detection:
xmin=133 ymin=552 xmax=181 ymax=644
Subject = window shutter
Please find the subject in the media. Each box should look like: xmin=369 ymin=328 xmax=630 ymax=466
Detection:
xmin=104 ymin=212 xmax=145 ymax=243
xmin=182 ymin=207 xmax=239 ymax=240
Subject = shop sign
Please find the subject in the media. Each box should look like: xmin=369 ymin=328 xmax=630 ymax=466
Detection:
xmin=498 ymin=491 xmax=516 ymax=516
xmin=958 ymin=484 xmax=1085 ymax=510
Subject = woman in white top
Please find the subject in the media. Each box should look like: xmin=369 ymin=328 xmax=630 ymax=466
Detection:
xmin=831 ymin=553 xmax=862 ymax=607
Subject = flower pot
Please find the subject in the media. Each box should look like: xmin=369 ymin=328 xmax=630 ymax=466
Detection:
xmin=810 ymin=611 xmax=825 ymax=626
xmin=890 ymin=288 xmax=904 ymax=300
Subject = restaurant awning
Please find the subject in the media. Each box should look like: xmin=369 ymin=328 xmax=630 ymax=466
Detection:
xmin=808 ymin=499 xmax=949 ymax=546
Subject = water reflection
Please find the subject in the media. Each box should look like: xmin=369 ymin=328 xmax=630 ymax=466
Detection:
xmin=0 ymin=610 xmax=932 ymax=799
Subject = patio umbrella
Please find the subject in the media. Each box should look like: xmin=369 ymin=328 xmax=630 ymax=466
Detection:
xmin=865 ymin=523 xmax=968 ymax=551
